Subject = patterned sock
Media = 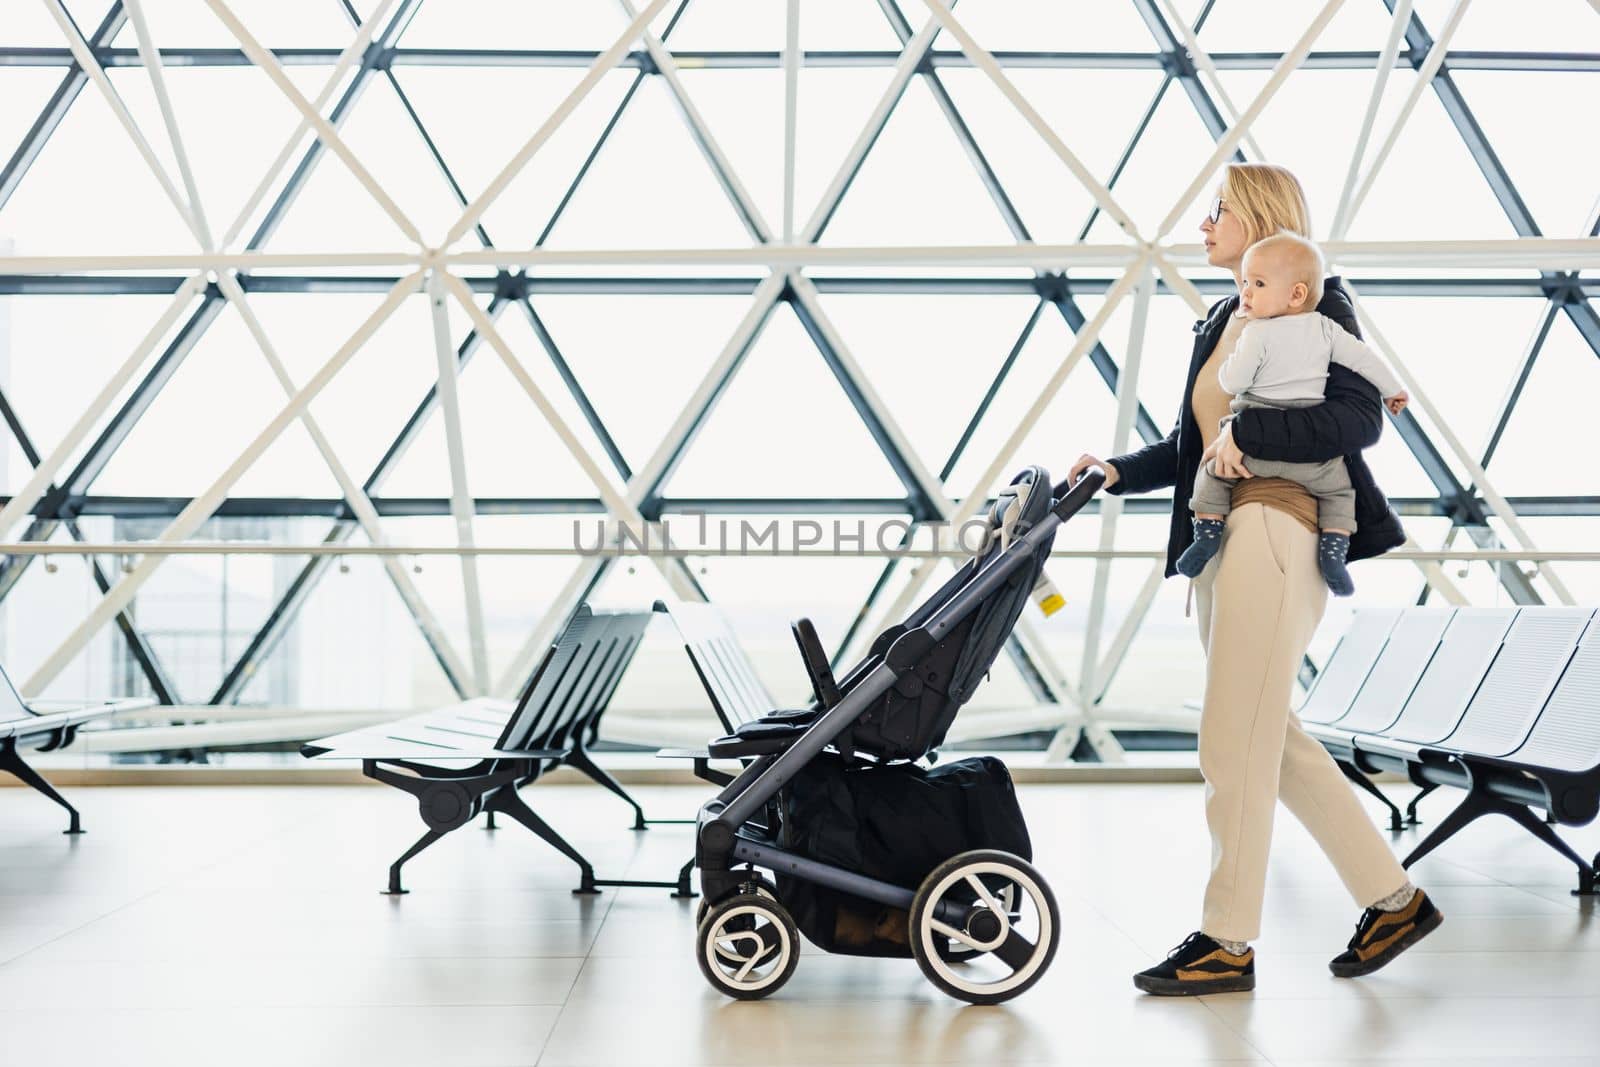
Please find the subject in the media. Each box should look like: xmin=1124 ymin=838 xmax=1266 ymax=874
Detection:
xmin=1211 ymin=936 xmax=1250 ymax=956
xmin=1318 ymin=531 xmax=1355 ymax=597
xmin=1374 ymin=883 xmax=1418 ymax=912
xmin=1176 ymin=518 xmax=1226 ymax=578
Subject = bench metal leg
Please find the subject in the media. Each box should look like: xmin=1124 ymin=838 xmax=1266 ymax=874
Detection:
xmin=673 ymin=857 xmax=696 ymax=900
xmin=1339 ymin=760 xmax=1404 ymax=833
xmin=1404 ymin=786 xmax=1598 ymax=896
xmin=384 ymin=828 xmax=445 ymax=895
xmin=1406 ymin=782 xmax=1439 ymax=827
xmin=564 ymin=747 xmax=648 ymax=831
xmin=0 ymin=740 xmax=84 ymax=835
xmin=692 ymin=757 xmax=736 ymax=788
xmin=486 ymin=786 xmax=600 ymax=895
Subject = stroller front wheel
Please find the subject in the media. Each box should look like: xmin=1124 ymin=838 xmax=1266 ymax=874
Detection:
xmin=909 ymin=851 xmax=1059 ymax=1004
xmin=694 ymin=874 xmax=778 ymax=930
xmin=697 ymin=893 xmax=800 ymax=1000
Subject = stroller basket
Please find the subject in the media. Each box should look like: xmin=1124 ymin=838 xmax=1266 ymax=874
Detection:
xmin=691 ymin=465 xmax=1104 ymax=1004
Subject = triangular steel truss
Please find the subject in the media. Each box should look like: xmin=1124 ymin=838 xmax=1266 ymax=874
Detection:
xmin=0 ymin=0 xmax=1595 ymax=751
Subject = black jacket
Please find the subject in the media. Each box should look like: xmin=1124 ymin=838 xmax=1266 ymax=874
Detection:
xmin=1105 ymin=277 xmax=1406 ymax=578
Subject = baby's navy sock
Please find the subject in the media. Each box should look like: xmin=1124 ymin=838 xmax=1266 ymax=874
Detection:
xmin=1319 ymin=532 xmax=1355 ymax=596
xmin=1176 ymin=518 xmax=1226 ymax=578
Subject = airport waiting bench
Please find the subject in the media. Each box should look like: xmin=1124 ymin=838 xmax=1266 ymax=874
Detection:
xmin=1302 ymin=606 xmax=1600 ymax=895
xmin=0 ymin=661 xmax=151 ymax=834
xmin=303 ymin=605 xmax=691 ymax=896
xmin=652 ymin=599 xmax=783 ymax=787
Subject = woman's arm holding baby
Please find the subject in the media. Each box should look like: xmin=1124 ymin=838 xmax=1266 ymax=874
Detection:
xmin=1230 ymin=362 xmax=1385 ymax=464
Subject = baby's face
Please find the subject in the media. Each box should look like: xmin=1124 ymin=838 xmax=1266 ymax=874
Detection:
xmin=1239 ymin=250 xmax=1303 ymax=319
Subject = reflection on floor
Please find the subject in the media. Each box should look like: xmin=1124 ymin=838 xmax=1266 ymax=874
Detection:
xmin=1 ymin=780 xmax=1596 ymax=1065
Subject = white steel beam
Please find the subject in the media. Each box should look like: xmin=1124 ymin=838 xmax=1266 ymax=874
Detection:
xmin=859 ymin=252 xmax=1152 ymax=640
xmin=1155 ymin=0 xmax=1265 ymax=161
xmin=213 ymin=271 xmax=477 ymax=690
xmin=618 ymin=0 xmax=774 ymax=242
xmin=918 ymin=0 xmax=1143 ymax=239
xmin=1152 ymin=249 xmax=1212 ymax=316
xmin=21 ymin=271 xmax=427 ymax=697
xmin=443 ymin=271 xmax=659 ymax=527
xmin=492 ymin=273 xmax=787 ymax=696
xmin=1329 ymin=0 xmax=1414 ymax=240
xmin=788 ymin=274 xmax=949 ymax=507
xmin=1344 ymin=281 xmax=1574 ymax=604
xmin=0 ymin=274 xmax=208 ymax=539
xmin=117 ymin=6 xmax=478 ymax=695
xmin=1091 ymin=558 xmax=1168 ymax=705
xmin=789 ymin=273 xmax=1088 ymax=703
xmin=1155 ymin=0 xmax=1346 ymax=240
xmin=947 ymin=253 xmax=1152 ymax=532
xmin=1162 ymin=238 xmax=1600 ymax=270
xmin=799 ymin=9 xmax=946 ymax=241
xmin=426 ymin=270 xmax=490 ymax=693
xmin=443 ymin=0 xmax=671 ymax=249
xmin=219 ymin=0 xmax=399 ymax=252
xmin=783 ymin=0 xmax=801 ymax=242
xmin=41 ymin=0 xmax=200 ymax=239
xmin=203 ymin=0 xmax=424 ymax=247
xmin=627 ymin=273 xmax=788 ymax=498
xmin=125 ymin=0 xmax=213 ymax=250
xmin=1054 ymin=268 xmax=1154 ymax=763
xmin=493 ymin=557 xmax=606 ymax=699
xmin=440 ymin=272 xmax=705 ymax=633
xmin=1080 ymin=268 xmax=1152 ymax=708
xmin=1337 ymin=0 xmax=1472 ymax=240
xmin=13 ymin=238 xmax=1600 ymax=275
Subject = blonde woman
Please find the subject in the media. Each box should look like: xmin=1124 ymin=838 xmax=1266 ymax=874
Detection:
xmin=1068 ymin=163 xmax=1441 ymax=995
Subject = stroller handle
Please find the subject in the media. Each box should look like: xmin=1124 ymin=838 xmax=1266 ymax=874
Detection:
xmin=1050 ymin=465 xmax=1105 ymax=520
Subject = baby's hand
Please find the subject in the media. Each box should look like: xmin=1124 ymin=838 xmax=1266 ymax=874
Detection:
xmin=1386 ymin=391 xmax=1409 ymax=416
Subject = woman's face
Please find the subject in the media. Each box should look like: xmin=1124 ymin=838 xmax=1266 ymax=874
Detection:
xmin=1200 ymin=187 xmax=1250 ymax=271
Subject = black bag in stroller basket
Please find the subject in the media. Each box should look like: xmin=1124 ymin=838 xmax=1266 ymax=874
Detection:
xmin=776 ymin=753 xmax=1031 ymax=957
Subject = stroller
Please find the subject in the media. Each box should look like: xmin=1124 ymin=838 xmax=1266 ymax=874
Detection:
xmin=692 ymin=465 xmax=1104 ymax=1004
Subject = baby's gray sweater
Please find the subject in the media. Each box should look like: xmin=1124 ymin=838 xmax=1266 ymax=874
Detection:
xmin=1220 ymin=311 xmax=1404 ymax=404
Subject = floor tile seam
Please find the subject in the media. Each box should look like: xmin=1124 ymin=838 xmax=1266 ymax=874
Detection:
xmin=536 ymin=875 xmax=626 ymax=1067
xmin=1195 ymin=990 xmax=1280 ymax=1064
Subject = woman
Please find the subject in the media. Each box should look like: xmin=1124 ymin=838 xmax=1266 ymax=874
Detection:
xmin=1068 ymin=163 xmax=1441 ymax=996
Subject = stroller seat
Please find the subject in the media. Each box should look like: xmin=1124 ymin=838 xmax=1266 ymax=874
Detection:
xmin=690 ymin=465 xmax=1106 ymax=1006
xmin=708 ymin=467 xmax=1057 ymax=765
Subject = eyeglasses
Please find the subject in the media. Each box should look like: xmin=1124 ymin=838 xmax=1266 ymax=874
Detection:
xmin=1206 ymin=196 xmax=1226 ymax=225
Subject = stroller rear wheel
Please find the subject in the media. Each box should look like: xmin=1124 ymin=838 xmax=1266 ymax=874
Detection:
xmin=697 ymin=893 xmax=800 ymax=1000
xmin=934 ymin=878 xmax=1018 ymax=964
xmin=909 ymin=851 xmax=1058 ymax=1004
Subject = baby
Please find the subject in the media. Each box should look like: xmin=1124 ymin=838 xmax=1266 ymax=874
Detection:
xmin=1175 ymin=232 xmax=1408 ymax=595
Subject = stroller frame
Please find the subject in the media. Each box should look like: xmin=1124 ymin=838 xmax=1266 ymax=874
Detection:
xmin=693 ymin=469 xmax=1104 ymax=991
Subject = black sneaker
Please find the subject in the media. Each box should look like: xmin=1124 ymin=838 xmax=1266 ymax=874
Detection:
xmin=1133 ymin=932 xmax=1255 ymax=996
xmin=1329 ymin=889 xmax=1443 ymax=978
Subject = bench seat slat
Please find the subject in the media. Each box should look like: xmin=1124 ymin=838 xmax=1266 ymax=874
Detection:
xmin=1336 ymin=609 xmax=1454 ymax=735
xmin=1299 ymin=610 xmax=1398 ymax=725
xmin=1511 ymin=617 xmax=1600 ymax=774
xmin=1389 ymin=608 xmax=1518 ymax=745
xmin=1442 ymin=608 xmax=1593 ymax=759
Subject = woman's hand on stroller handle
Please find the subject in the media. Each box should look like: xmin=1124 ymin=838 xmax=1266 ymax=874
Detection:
xmin=1052 ymin=461 xmax=1107 ymax=518
xmin=1067 ymin=453 xmax=1118 ymax=489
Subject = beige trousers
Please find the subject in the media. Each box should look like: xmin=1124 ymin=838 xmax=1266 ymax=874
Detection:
xmin=1192 ymin=503 xmax=1408 ymax=943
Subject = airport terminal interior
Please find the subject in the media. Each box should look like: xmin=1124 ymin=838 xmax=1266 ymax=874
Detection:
xmin=1 ymin=2 xmax=1597 ymax=1064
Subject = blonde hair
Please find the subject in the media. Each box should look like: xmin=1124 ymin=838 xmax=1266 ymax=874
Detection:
xmin=1245 ymin=232 xmax=1326 ymax=309
xmin=1221 ymin=162 xmax=1311 ymax=246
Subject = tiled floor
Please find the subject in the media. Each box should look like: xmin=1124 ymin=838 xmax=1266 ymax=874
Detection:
xmin=1 ymin=779 xmax=1596 ymax=1065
